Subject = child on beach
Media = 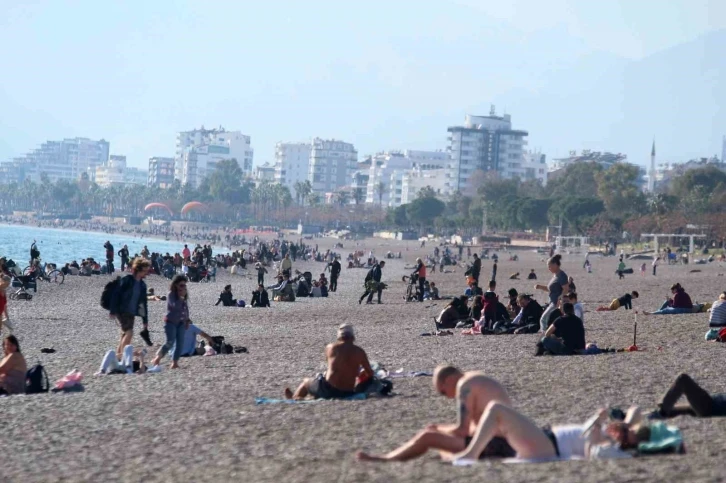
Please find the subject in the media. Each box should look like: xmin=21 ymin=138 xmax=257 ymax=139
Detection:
xmin=597 ymin=291 xmax=639 ymax=311
xmin=640 ymin=263 xmax=647 ymax=276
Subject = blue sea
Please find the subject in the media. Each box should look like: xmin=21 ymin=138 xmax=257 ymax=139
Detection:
xmin=0 ymin=224 xmax=200 ymax=265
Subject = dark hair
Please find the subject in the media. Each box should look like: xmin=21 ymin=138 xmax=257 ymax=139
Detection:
xmin=670 ymin=283 xmax=682 ymax=291
xmin=5 ymin=335 xmax=20 ymax=353
xmin=562 ymin=302 xmax=574 ymax=315
xmin=632 ymin=291 xmax=639 ymax=298
xmin=547 ymin=254 xmax=562 ymax=266
xmin=224 ymin=284 xmax=232 ymax=291
xmin=488 ymin=280 xmax=496 ymax=289
xmin=566 ymin=292 xmax=577 ymax=300
xmin=170 ymin=275 xmax=189 ymax=300
xmin=472 ymin=295 xmax=483 ymax=307
xmin=508 ymin=288 xmax=518 ymax=297
xmin=517 ymin=293 xmax=531 ymax=302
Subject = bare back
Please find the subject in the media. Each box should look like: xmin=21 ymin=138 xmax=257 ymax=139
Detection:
xmin=458 ymin=372 xmax=512 ymax=434
xmin=325 ymin=341 xmax=372 ymax=391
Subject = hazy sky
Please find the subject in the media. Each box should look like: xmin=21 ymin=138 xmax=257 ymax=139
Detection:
xmin=1 ymin=0 xmax=724 ymax=169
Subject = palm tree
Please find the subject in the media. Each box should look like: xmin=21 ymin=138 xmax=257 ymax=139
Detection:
xmin=337 ymin=190 xmax=350 ymax=207
xmin=296 ymin=180 xmax=313 ymax=207
xmin=353 ymin=187 xmax=365 ymax=206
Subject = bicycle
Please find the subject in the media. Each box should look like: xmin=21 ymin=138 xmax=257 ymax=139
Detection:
xmin=23 ymin=260 xmax=64 ymax=285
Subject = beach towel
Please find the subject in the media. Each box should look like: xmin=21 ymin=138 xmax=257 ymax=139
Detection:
xmin=387 ymin=370 xmax=433 ymax=378
xmin=255 ymin=393 xmax=367 ymax=405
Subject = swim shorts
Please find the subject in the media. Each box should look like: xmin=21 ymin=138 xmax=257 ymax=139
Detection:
xmin=541 ymin=425 xmax=560 ymax=456
xmin=609 ymin=299 xmax=620 ymax=311
xmin=306 ymin=375 xmax=356 ymax=400
xmin=118 ymin=314 xmax=135 ymax=332
xmin=463 ymin=436 xmax=516 ymax=459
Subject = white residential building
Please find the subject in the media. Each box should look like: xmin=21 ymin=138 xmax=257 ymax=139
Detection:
xmin=365 ymin=150 xmax=447 ymax=206
xmin=254 ymin=162 xmax=276 ymax=183
xmin=94 ymin=155 xmax=148 ymax=187
xmin=308 ymin=138 xmax=357 ymax=194
xmin=273 ymin=142 xmax=313 ymax=197
xmin=175 ymin=126 xmax=253 ymax=187
xmin=401 ymin=167 xmax=448 ymax=204
xmin=502 ymin=151 xmax=547 ymax=186
xmin=0 ymin=137 xmax=110 ymax=183
xmin=446 ymin=108 xmax=528 ymax=195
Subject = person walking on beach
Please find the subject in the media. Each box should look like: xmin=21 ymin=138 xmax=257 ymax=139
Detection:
xmin=359 ymin=260 xmax=385 ymax=304
xmin=110 ymin=258 xmax=153 ymax=357
xmin=652 ymin=256 xmax=659 ymax=276
xmin=29 ymin=240 xmax=40 ymax=265
xmin=118 ymin=244 xmax=130 ymax=272
xmin=151 ymin=275 xmax=190 ymax=370
xmin=104 ymin=241 xmax=115 ymax=274
xmin=534 ymin=254 xmax=569 ymax=333
xmin=281 ymin=253 xmax=292 ymax=277
xmin=329 ymin=256 xmax=341 ymax=292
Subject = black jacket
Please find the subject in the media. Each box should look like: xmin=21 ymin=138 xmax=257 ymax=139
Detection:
xmin=252 ymin=289 xmax=270 ymax=307
xmin=371 ymin=264 xmax=382 ymax=282
xmin=110 ymin=274 xmax=148 ymax=324
xmin=330 ymin=260 xmax=341 ymax=276
xmin=216 ymin=291 xmax=236 ymax=306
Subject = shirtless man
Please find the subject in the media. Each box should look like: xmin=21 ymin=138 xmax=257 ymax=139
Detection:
xmin=356 ymin=365 xmax=515 ymax=462
xmin=284 ymin=323 xmax=373 ymax=400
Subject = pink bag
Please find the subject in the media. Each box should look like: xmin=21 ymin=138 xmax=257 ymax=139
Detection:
xmin=55 ymin=370 xmax=83 ymax=390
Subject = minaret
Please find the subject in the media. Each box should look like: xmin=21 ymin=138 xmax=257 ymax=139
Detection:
xmin=648 ymin=139 xmax=656 ymax=192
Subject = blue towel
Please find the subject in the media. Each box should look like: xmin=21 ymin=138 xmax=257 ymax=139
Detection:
xmin=255 ymin=393 xmax=367 ymax=405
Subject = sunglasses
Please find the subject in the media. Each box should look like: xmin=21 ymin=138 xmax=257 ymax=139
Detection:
xmin=178 ymin=284 xmax=187 ymax=288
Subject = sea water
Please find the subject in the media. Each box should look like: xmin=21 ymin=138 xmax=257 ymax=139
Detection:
xmin=0 ymin=224 xmax=207 ymax=265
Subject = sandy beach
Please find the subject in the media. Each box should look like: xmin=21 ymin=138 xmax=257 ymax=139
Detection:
xmin=2 ymin=236 xmax=725 ymax=482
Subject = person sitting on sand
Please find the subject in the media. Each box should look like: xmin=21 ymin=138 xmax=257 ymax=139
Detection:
xmin=284 ymin=323 xmax=373 ymax=400
xmin=527 ymin=269 xmax=537 ymax=280
xmin=643 ymin=283 xmax=693 ymax=315
xmin=446 ymin=404 xmax=682 ymax=463
xmin=508 ymin=272 xmax=520 ymax=280
xmin=429 ymin=282 xmax=440 ymax=300
xmin=597 ymin=291 xmax=639 ymax=311
xmin=511 ymin=294 xmax=544 ymax=331
xmin=215 ymin=285 xmax=237 ymax=306
xmin=251 ymin=284 xmax=271 ymax=307
xmin=562 ymin=292 xmax=584 ymax=322
xmin=708 ymin=292 xmax=726 ymax=328
xmin=0 ymin=335 xmax=27 ymax=395
xmin=469 ymin=295 xmax=483 ymax=321
xmin=649 ymin=373 xmax=726 ymax=419
xmin=356 ymin=366 xmax=516 ymax=462
xmin=537 ymin=302 xmax=585 ymax=356
xmin=179 ymin=323 xmax=216 ymax=357
xmin=97 ymin=345 xmax=150 ymax=375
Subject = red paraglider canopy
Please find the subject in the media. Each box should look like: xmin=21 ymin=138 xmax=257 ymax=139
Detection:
xmin=144 ymin=202 xmax=174 ymax=216
xmin=181 ymin=201 xmax=207 ymax=215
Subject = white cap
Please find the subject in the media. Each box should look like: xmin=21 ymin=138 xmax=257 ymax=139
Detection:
xmin=337 ymin=323 xmax=354 ymax=339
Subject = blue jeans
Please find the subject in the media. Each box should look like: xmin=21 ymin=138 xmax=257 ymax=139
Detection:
xmin=157 ymin=322 xmax=186 ymax=362
xmin=651 ymin=307 xmax=692 ymax=315
xmin=541 ymin=336 xmax=573 ymax=355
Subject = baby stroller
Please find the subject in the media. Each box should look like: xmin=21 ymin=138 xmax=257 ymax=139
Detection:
xmin=9 ymin=273 xmax=36 ymax=301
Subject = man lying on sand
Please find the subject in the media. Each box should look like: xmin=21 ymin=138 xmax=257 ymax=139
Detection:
xmin=284 ymin=324 xmax=373 ymax=400
xmin=356 ymin=366 xmax=515 ymax=462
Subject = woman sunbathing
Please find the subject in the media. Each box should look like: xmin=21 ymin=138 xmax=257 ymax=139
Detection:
xmin=449 ymin=404 xmax=682 ymax=463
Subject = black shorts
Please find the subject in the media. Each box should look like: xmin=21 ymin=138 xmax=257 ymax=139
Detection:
xmin=464 ymin=436 xmax=516 ymax=459
xmin=541 ymin=425 xmax=560 ymax=456
xmin=307 ymin=375 xmax=355 ymax=400
xmin=711 ymin=394 xmax=726 ymax=416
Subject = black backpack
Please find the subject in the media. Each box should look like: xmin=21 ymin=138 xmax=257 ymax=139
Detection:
xmin=26 ymin=364 xmax=49 ymax=394
xmin=101 ymin=277 xmax=121 ymax=310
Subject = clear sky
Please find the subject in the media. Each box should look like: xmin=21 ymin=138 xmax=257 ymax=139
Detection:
xmin=1 ymin=0 xmax=724 ymax=169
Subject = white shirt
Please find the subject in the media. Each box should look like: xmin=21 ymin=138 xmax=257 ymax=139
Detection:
xmin=573 ymin=303 xmax=584 ymax=322
xmin=552 ymin=425 xmax=587 ymax=459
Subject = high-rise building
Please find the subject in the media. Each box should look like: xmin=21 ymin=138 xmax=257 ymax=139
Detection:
xmin=93 ymin=155 xmax=148 ymax=187
xmin=308 ymin=138 xmax=357 ymax=194
xmin=175 ymin=126 xmax=253 ymax=187
xmin=365 ymin=150 xmax=447 ymax=207
xmin=254 ymin=162 xmax=276 ymax=184
xmin=0 ymin=137 xmax=109 ymax=183
xmin=148 ymin=157 xmax=175 ymax=189
xmin=446 ymin=108 xmax=528 ymax=195
xmin=273 ymin=142 xmax=313 ymax=197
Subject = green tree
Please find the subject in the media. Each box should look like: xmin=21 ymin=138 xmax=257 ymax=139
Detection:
xmin=595 ymin=163 xmax=645 ymax=216
xmin=548 ymin=197 xmax=605 ymax=234
xmin=416 ymin=185 xmax=438 ymax=200
xmin=547 ymin=162 xmax=603 ymax=199
xmin=406 ymin=196 xmax=445 ymax=228
xmin=387 ymin=205 xmax=409 ymax=226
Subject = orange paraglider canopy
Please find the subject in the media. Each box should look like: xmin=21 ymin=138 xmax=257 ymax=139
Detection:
xmin=181 ymin=201 xmax=207 ymax=215
xmin=144 ymin=202 xmax=174 ymax=216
